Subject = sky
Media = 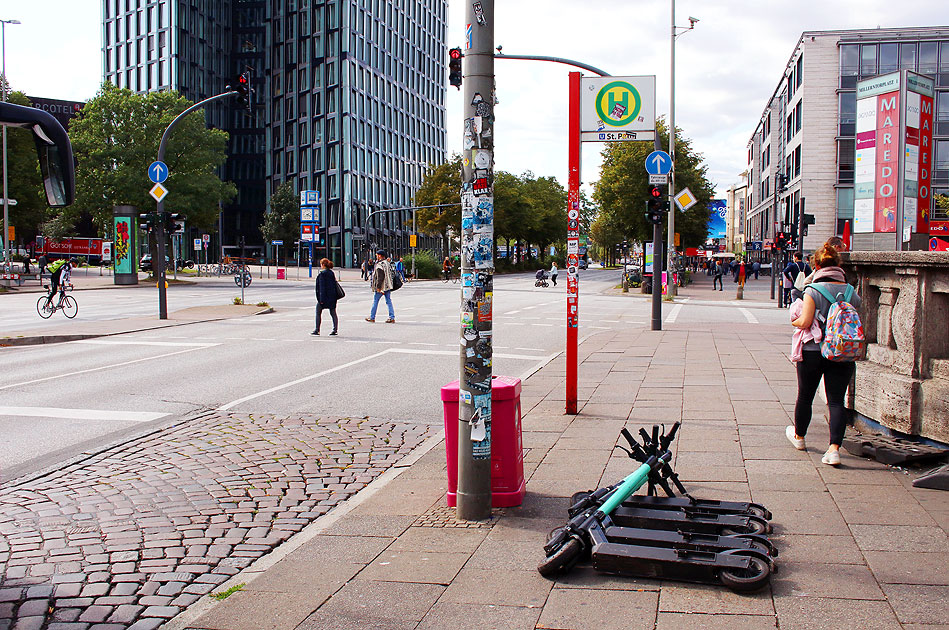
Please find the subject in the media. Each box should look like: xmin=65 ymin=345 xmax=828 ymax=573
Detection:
xmin=3 ymin=0 xmax=946 ymax=199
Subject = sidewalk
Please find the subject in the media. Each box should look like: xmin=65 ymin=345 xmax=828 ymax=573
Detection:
xmin=171 ymin=324 xmax=949 ymax=630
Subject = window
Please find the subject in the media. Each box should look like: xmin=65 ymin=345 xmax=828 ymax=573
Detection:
xmin=860 ymin=44 xmax=877 ymax=76
xmin=840 ymin=44 xmax=859 ymax=88
xmin=838 ymin=139 xmax=855 ymax=184
xmin=935 ymin=140 xmax=949 ymax=183
xmin=937 ymin=91 xmax=949 ymax=136
xmin=920 ymin=41 xmax=938 ymax=74
xmin=795 ymin=100 xmax=802 ymax=133
xmin=794 ymin=145 xmax=801 ymax=178
xmin=900 ymin=42 xmax=917 ymax=70
xmin=879 ymin=43 xmax=899 ymax=73
xmin=839 ymin=92 xmax=856 ymax=136
xmin=796 ymin=54 xmax=803 ymax=87
xmin=939 ymin=42 xmax=949 ymax=87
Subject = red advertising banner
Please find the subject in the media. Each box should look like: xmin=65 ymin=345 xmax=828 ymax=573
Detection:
xmin=42 ymin=238 xmax=104 ymax=257
xmin=874 ymin=91 xmax=900 ymax=233
xmin=918 ymin=94 xmax=934 ymax=233
xmin=929 ymin=220 xmax=949 ymax=235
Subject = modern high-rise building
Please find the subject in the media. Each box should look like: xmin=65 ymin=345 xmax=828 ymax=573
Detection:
xmin=102 ymin=0 xmax=447 ymax=266
xmin=744 ymin=27 xmax=949 ymax=252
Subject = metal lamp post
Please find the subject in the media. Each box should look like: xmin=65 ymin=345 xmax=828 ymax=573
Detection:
xmin=667 ymin=4 xmax=697 ymax=297
xmin=1 ymin=18 xmax=21 ymax=270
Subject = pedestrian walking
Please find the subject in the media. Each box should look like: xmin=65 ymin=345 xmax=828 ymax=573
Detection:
xmin=312 ymin=258 xmax=340 ymax=336
xmin=395 ymin=256 xmax=405 ymax=282
xmin=738 ymin=259 xmax=746 ymax=288
xmin=549 ymin=261 xmax=559 ymax=286
xmin=787 ymin=243 xmax=861 ymax=466
xmin=712 ymin=260 xmax=724 ymax=290
xmin=366 ymin=249 xmax=395 ymax=323
xmin=38 ymin=253 xmax=48 ymax=276
xmin=752 ymin=260 xmax=760 ymax=280
xmin=783 ymin=252 xmax=811 ymax=304
xmin=360 ymin=258 xmax=370 ymax=281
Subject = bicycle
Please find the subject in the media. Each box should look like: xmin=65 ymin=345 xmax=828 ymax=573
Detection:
xmin=36 ymin=283 xmax=78 ymax=319
xmin=442 ymin=269 xmax=458 ymax=284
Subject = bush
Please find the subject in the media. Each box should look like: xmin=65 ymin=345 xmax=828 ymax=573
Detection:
xmin=410 ymin=249 xmax=442 ymax=279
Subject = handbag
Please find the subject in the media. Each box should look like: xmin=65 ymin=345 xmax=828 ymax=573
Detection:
xmin=335 ymin=280 xmax=345 ymax=300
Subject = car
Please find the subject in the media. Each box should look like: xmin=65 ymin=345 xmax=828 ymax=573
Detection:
xmin=578 ymin=258 xmax=588 ymax=270
xmin=139 ymin=254 xmax=171 ymax=272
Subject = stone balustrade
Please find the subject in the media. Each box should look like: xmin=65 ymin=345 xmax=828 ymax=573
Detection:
xmin=841 ymin=251 xmax=949 ymax=443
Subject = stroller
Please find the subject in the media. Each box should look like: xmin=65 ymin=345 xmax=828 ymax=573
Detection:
xmin=535 ymin=269 xmax=550 ymax=288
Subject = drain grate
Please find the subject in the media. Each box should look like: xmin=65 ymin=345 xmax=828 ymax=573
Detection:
xmin=842 ymin=433 xmax=948 ymax=466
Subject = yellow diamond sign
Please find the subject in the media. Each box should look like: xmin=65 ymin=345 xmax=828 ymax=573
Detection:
xmin=149 ymin=183 xmax=169 ymax=202
xmin=674 ymin=187 xmax=697 ymax=211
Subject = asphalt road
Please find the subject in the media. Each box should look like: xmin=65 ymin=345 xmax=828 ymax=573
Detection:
xmin=0 ymin=267 xmax=788 ymax=482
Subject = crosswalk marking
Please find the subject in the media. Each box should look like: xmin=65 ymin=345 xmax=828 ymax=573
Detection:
xmin=0 ymin=406 xmax=169 ymax=423
xmin=665 ymin=304 xmax=683 ymax=324
xmin=739 ymin=308 xmax=759 ymax=324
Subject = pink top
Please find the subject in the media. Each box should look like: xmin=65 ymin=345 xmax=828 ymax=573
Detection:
xmin=790 ymin=297 xmax=823 ymax=362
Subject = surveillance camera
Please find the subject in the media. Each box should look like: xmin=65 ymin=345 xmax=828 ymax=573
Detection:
xmin=689 ymin=16 xmax=699 ymax=24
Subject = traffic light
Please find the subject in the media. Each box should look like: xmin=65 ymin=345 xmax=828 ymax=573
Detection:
xmin=139 ymin=213 xmax=156 ymax=233
xmin=448 ymin=48 xmax=463 ymax=89
xmin=165 ymin=213 xmax=183 ymax=233
xmin=228 ymin=72 xmax=251 ymax=110
xmin=774 ymin=232 xmax=786 ymax=249
xmin=646 ymin=185 xmax=666 ymax=225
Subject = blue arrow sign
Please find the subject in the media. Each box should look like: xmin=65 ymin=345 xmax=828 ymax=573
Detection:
xmin=148 ymin=161 xmax=169 ymax=184
xmin=645 ymin=151 xmax=672 ymax=176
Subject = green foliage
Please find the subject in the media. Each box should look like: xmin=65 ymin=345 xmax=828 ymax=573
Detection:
xmin=410 ymin=249 xmax=441 ymax=279
xmin=3 ymin=91 xmax=47 ymax=245
xmin=592 ymin=119 xmax=714 ymax=251
xmin=260 ymin=182 xmax=300 ymax=251
xmin=209 ymin=583 xmax=245 ymax=600
xmin=413 ymin=154 xmax=462 ymax=242
xmin=64 ymin=83 xmax=236 ymax=237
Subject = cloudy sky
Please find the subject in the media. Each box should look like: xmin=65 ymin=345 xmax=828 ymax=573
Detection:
xmin=4 ymin=0 xmax=944 ymax=198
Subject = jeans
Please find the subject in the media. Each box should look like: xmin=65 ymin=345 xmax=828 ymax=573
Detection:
xmin=315 ymin=305 xmax=338 ymax=333
xmin=794 ymin=351 xmax=855 ymax=446
xmin=713 ymin=275 xmax=723 ymax=290
xmin=551 ymin=274 xmax=557 ymax=286
xmin=370 ymin=290 xmax=394 ymax=320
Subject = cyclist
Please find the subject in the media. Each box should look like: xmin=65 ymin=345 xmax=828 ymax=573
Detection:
xmin=442 ymin=257 xmax=452 ymax=281
xmin=47 ymin=258 xmax=74 ymax=298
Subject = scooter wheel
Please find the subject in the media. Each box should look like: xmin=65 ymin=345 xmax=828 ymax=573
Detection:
xmin=721 ymin=515 xmax=770 ymax=536
xmin=570 ymin=491 xmax=593 ymax=506
xmin=538 ymin=537 xmax=584 ymax=578
xmin=719 ymin=551 xmax=772 ymax=592
xmin=745 ymin=505 xmax=772 ymax=520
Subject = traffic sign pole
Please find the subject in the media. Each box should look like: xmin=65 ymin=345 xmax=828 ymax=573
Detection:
xmin=566 ymin=71 xmax=581 ymax=416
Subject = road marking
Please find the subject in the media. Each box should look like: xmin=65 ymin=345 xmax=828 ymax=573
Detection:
xmin=738 ymin=308 xmax=759 ymax=324
xmin=409 ymin=342 xmax=438 ymax=346
xmin=0 ymin=346 xmax=213 ymax=392
xmin=503 ymin=310 xmax=521 ymax=315
xmin=74 ymin=340 xmax=217 ymax=348
xmin=665 ymin=304 xmax=683 ymax=324
xmin=0 ymin=406 xmax=169 ymax=423
xmin=389 ymin=348 xmax=545 ymax=361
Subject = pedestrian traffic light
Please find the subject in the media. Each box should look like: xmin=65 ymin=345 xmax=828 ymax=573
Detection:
xmin=775 ymin=232 xmax=786 ymax=249
xmin=448 ymin=48 xmax=463 ymax=89
xmin=139 ymin=213 xmax=155 ymax=233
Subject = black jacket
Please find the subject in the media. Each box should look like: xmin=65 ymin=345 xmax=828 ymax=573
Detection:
xmin=315 ymin=268 xmax=338 ymax=308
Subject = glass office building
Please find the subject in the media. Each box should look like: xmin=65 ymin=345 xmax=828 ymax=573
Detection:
xmin=102 ymin=0 xmax=447 ymax=266
xmin=744 ymin=27 xmax=949 ymax=252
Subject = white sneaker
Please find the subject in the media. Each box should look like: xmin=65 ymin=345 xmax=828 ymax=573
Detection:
xmin=821 ymin=449 xmax=841 ymax=466
xmin=785 ymin=426 xmax=806 ymax=451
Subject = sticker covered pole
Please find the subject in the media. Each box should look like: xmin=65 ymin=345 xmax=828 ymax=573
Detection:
xmin=565 ymin=71 xmax=581 ymax=414
xmin=456 ymin=0 xmax=494 ymax=521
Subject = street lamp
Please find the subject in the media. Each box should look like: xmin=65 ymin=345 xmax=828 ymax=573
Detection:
xmin=1 ymin=18 xmax=21 ymax=270
xmin=667 ymin=4 xmax=696 ymax=297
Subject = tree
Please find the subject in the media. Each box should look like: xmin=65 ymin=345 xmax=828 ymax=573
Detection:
xmin=63 ymin=83 xmax=236 ymax=238
xmin=593 ymin=118 xmax=714 ymax=249
xmin=413 ymin=154 xmax=462 ymax=253
xmin=519 ymin=172 xmax=566 ymax=258
xmin=2 ymin=91 xmax=47 ymax=248
xmin=260 ymin=182 xmax=299 ymax=262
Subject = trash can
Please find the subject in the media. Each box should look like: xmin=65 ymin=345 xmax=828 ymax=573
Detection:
xmin=440 ymin=375 xmax=525 ymax=508
xmin=277 ymin=268 xmax=285 ymax=279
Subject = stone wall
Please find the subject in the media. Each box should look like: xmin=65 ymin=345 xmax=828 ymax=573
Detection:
xmin=842 ymin=252 xmax=949 ymax=443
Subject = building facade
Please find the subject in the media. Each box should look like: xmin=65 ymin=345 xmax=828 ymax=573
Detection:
xmin=744 ymin=27 xmax=949 ymax=252
xmin=102 ymin=0 xmax=447 ymax=266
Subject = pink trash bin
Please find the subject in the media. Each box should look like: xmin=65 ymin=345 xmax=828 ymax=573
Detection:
xmin=277 ymin=268 xmax=285 ymax=279
xmin=440 ymin=376 xmax=526 ymax=508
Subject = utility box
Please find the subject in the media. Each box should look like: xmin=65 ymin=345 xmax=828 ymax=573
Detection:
xmin=277 ymin=268 xmax=285 ymax=279
xmin=440 ymin=376 xmax=525 ymax=508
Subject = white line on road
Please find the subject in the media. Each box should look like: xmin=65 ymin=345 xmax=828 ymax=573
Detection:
xmin=0 ymin=406 xmax=169 ymax=423
xmin=738 ymin=308 xmax=759 ymax=324
xmin=665 ymin=304 xmax=683 ymax=324
xmin=0 ymin=346 xmax=214 ymax=392
xmin=74 ymin=340 xmax=217 ymax=347
xmin=389 ymin=348 xmax=545 ymax=361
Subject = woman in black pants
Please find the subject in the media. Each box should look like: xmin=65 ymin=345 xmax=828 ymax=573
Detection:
xmin=312 ymin=258 xmax=339 ymax=336
xmin=787 ymin=243 xmax=860 ymax=466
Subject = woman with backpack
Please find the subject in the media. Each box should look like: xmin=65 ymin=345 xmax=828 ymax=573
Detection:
xmin=786 ymin=244 xmax=862 ymax=466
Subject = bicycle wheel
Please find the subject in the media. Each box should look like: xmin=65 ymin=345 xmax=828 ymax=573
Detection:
xmin=61 ymin=295 xmax=78 ymax=319
xmin=36 ymin=296 xmax=55 ymax=319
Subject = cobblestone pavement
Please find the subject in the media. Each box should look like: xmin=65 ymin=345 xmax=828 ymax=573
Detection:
xmin=0 ymin=412 xmax=431 ymax=629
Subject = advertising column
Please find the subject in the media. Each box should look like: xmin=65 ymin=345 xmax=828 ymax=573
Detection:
xmin=112 ymin=205 xmax=138 ymax=285
xmin=904 ymin=72 xmax=935 ymax=238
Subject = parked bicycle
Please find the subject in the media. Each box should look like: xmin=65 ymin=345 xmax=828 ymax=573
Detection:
xmin=36 ymin=283 xmax=78 ymax=319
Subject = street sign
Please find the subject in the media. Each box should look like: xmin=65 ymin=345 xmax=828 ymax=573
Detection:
xmin=648 ymin=174 xmax=668 ymax=185
xmin=148 ymin=161 xmax=169 ymax=184
xmin=194 ymin=238 xmax=202 ymax=250
xmin=102 ymin=242 xmax=112 ymax=262
xmin=674 ymin=187 xmax=697 ymax=211
xmin=300 ymin=206 xmax=318 ymax=222
xmin=300 ymin=190 xmax=320 ymax=206
xmin=271 ymin=240 xmax=283 ymax=245
xmin=149 ymin=183 xmax=168 ymax=202
xmin=410 ymin=234 xmax=417 ymax=247
xmin=300 ymin=224 xmax=317 ymax=242
xmin=580 ymin=76 xmax=656 ymax=142
xmin=202 ymin=233 xmax=210 ymax=243
xmin=0 ymin=198 xmax=17 ymax=206
xmin=645 ymin=150 xmax=672 ymax=175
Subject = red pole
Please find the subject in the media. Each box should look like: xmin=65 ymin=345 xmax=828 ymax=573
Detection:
xmin=566 ymin=71 xmax=581 ymax=415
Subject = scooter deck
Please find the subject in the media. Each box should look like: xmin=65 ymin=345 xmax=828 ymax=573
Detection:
xmin=611 ymin=505 xmax=771 ymax=535
xmin=602 ymin=523 xmax=777 ymax=558
xmin=621 ymin=495 xmax=772 ymax=520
